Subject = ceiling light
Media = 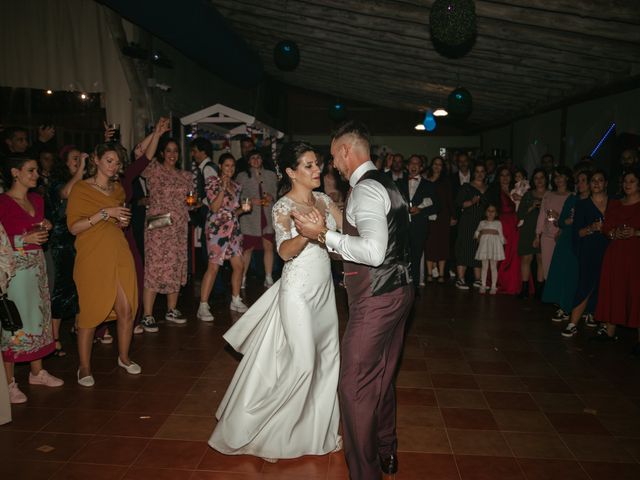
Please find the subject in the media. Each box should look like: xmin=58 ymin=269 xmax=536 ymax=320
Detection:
xmin=414 ymin=123 xmax=426 ymax=131
xmin=45 ymin=89 xmax=53 ymax=95
xmin=433 ymin=108 xmax=448 ymax=117
xmin=80 ymin=93 xmax=88 ymax=100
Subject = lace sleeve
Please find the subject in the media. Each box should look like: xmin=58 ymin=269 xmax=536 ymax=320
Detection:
xmin=272 ymin=198 xmax=294 ymax=253
xmin=315 ymin=192 xmax=339 ymax=231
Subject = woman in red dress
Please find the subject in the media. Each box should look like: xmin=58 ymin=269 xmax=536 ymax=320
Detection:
xmin=594 ymin=169 xmax=640 ymax=354
xmin=489 ymin=166 xmax=521 ymax=294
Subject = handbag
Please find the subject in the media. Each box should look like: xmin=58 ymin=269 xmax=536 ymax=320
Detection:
xmin=0 ymin=288 xmax=23 ymax=334
xmin=146 ymin=212 xmax=172 ymax=230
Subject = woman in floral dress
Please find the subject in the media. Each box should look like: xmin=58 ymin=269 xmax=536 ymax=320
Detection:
xmin=141 ymin=137 xmax=194 ymax=331
xmin=197 ymin=154 xmax=251 ymax=321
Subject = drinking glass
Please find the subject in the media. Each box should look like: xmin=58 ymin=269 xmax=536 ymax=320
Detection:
xmin=109 ymin=123 xmax=121 ymax=143
xmin=186 ymin=190 xmax=197 ymax=207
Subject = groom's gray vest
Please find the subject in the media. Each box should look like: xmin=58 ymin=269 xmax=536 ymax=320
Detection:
xmin=342 ymin=170 xmax=412 ymax=300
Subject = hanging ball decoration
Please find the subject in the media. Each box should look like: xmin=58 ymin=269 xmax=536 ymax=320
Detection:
xmin=274 ymin=40 xmax=300 ymax=71
xmin=423 ymin=110 xmax=437 ymax=132
xmin=329 ymin=102 xmax=347 ymax=122
xmin=447 ymin=87 xmax=473 ymax=120
xmin=430 ymin=0 xmax=477 ymax=48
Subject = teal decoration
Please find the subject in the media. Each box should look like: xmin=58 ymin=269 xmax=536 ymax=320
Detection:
xmin=274 ymin=40 xmax=300 ymax=71
xmin=447 ymin=87 xmax=473 ymax=120
xmin=430 ymin=0 xmax=476 ymax=47
xmin=329 ymin=102 xmax=347 ymax=122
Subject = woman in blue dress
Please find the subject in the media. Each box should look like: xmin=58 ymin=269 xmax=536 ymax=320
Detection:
xmin=561 ymin=170 xmax=609 ymax=337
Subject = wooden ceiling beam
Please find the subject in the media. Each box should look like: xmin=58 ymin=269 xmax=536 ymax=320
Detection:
xmin=215 ymin=2 xmax=618 ymax=82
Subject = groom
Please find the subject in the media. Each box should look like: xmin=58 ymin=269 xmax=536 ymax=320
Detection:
xmin=294 ymin=121 xmax=414 ymax=479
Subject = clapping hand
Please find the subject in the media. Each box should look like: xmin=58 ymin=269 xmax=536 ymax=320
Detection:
xmin=156 ymin=117 xmax=171 ymax=135
xmin=103 ymin=121 xmax=116 ymax=142
xmin=292 ymin=208 xmax=326 ymax=240
xmin=38 ymin=125 xmax=56 ymax=143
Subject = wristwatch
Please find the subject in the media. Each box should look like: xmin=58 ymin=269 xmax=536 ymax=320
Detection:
xmin=100 ymin=209 xmax=109 ymax=221
xmin=317 ymin=227 xmax=329 ymax=244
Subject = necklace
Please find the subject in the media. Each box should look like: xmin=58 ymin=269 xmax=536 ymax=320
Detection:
xmin=92 ymin=178 xmax=111 ymax=191
xmin=289 ymin=194 xmax=315 ymax=207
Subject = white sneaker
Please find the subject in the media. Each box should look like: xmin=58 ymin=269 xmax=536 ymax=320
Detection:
xmin=264 ymin=275 xmax=274 ymax=288
xmin=551 ymin=308 xmax=569 ymax=322
xmin=197 ymin=303 xmax=214 ymax=322
xmin=230 ymin=297 xmax=249 ymax=313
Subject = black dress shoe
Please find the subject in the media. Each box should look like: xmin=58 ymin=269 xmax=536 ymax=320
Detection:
xmin=380 ymin=453 xmax=398 ymax=474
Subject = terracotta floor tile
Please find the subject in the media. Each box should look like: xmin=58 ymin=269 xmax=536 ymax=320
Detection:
xmin=70 ymin=435 xmax=150 ymax=465
xmin=122 ymin=466 xmax=193 ymax=480
xmin=397 ymin=370 xmax=432 ymax=388
xmin=396 ymin=387 xmax=437 ymax=406
xmin=260 ymin=454 xmax=330 ymax=476
xmin=517 ymin=459 xmax=589 ymax=480
xmin=50 ymin=462 xmax=128 ymax=479
xmin=441 ymin=408 xmax=498 ymax=430
xmin=492 ymin=410 xmax=554 ymax=433
xmin=503 ymin=432 xmax=572 ymax=459
xmin=563 ymin=378 xmax=617 ymax=395
xmin=621 ymin=437 xmax=640 ymax=462
xmin=154 ymin=414 xmax=217 ymax=441
xmin=560 ymin=434 xmax=635 ymax=462
xmin=456 ymin=455 xmax=526 ymax=480
xmin=135 ymin=439 xmax=207 ymax=469
xmin=0 ymin=429 xmax=34 ymax=458
xmin=598 ymin=415 xmax=640 ymax=437
xmin=580 ymin=461 xmax=640 ymax=480
xmin=463 ymin=348 xmax=506 ymax=363
xmin=42 ymin=408 xmax=113 ymax=434
xmin=98 ymin=412 xmax=168 ymax=437
xmin=327 ymin=451 xmax=350 ymax=478
xmin=157 ymin=360 xmax=209 ymax=377
xmin=137 ymin=375 xmax=198 ymax=395
xmin=399 ymin=357 xmax=429 ymax=371
xmin=191 ymin=473 xmax=263 ymax=480
xmin=436 ymin=389 xmax=489 ymax=409
xmin=4 ymin=459 xmax=64 ymax=479
xmin=397 ymin=405 xmax=445 ymax=428
xmin=174 ymin=393 xmax=218 ymax=416
xmin=427 ymin=358 xmax=473 ymax=375
xmin=545 ymin=412 xmax=610 ymax=435
xmin=484 ymin=392 xmax=539 ymax=411
xmin=14 ymin=432 xmax=92 ymax=462
xmin=474 ymin=375 xmax=527 ymax=392
xmin=432 ymin=374 xmax=479 ymax=390
xmin=469 ymin=361 xmax=515 ymax=375
xmin=198 ymin=448 xmax=263 ymax=473
xmin=89 ymin=372 xmax=146 ymax=392
xmin=424 ymin=347 xmax=465 ymax=359
xmin=392 ymin=452 xmax=460 ymax=479
xmin=120 ymin=392 xmax=184 ymax=415
xmin=69 ymin=388 xmax=135 ymax=411
xmin=447 ymin=429 xmax=512 ymax=456
xmin=531 ymin=393 xmax=586 ymax=413
xmin=578 ymin=394 xmax=640 ymax=416
xmin=520 ymin=377 xmax=573 ymax=394
xmin=397 ymin=426 xmax=451 ymax=453
xmin=3 ymin=406 xmax=63 ymax=431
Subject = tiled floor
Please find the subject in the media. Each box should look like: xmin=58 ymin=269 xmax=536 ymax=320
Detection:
xmin=3 ymin=278 xmax=640 ymax=479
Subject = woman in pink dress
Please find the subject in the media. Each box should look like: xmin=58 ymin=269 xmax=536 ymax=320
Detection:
xmin=535 ymin=167 xmax=573 ymax=280
xmin=141 ymin=137 xmax=194 ymax=331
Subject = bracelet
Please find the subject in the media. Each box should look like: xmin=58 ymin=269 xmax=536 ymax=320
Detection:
xmin=317 ymin=227 xmax=329 ymax=245
xmin=100 ymin=209 xmax=109 ymax=221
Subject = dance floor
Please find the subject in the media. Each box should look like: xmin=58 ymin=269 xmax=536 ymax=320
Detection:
xmin=3 ymin=278 xmax=640 ymax=479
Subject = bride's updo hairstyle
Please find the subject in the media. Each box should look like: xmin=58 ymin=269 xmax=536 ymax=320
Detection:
xmin=278 ymin=140 xmax=316 ymax=195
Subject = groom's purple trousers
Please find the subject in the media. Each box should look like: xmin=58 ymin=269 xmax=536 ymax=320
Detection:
xmin=339 ymin=284 xmax=414 ymax=480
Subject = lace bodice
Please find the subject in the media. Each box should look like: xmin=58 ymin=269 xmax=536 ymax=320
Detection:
xmin=272 ymin=192 xmax=338 ymax=257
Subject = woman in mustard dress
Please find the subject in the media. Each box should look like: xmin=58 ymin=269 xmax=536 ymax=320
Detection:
xmin=67 ymin=143 xmax=141 ymax=387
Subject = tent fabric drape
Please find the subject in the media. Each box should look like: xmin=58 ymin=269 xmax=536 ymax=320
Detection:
xmin=0 ymin=0 xmax=133 ymax=147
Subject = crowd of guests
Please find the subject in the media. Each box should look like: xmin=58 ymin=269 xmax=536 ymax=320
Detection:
xmin=0 ymin=118 xmax=639 ymax=418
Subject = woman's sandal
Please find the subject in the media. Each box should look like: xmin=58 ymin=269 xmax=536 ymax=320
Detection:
xmin=53 ymin=338 xmax=66 ymax=357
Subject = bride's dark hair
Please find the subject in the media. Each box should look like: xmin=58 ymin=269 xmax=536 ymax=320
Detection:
xmin=278 ymin=141 xmax=316 ymax=195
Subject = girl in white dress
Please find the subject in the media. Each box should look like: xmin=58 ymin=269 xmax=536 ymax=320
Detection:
xmin=208 ymin=141 xmax=343 ymax=462
xmin=475 ymin=204 xmax=506 ymax=294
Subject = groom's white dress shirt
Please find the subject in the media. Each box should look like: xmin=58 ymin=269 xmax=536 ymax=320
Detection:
xmin=325 ymin=161 xmax=390 ymax=267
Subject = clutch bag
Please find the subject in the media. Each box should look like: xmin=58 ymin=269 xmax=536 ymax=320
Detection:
xmin=146 ymin=212 xmax=172 ymax=230
xmin=0 ymin=288 xmax=23 ymax=334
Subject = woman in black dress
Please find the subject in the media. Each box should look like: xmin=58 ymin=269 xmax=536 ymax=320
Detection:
xmin=454 ymin=163 xmax=487 ymax=290
xmin=425 ymin=156 xmax=454 ymax=282
xmin=47 ymin=146 xmax=86 ymax=355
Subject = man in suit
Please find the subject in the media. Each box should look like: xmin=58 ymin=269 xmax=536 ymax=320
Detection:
xmin=293 ymin=121 xmax=413 ymax=479
xmin=386 ymin=153 xmax=408 ymax=183
xmin=399 ymin=155 xmax=438 ymax=293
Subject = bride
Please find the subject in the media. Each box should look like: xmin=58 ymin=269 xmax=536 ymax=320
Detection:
xmin=208 ymin=141 xmax=343 ymax=460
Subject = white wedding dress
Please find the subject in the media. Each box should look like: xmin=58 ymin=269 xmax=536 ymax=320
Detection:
xmin=208 ymin=192 xmax=341 ymax=459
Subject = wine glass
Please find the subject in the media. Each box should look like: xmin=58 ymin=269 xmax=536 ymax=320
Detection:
xmin=242 ymin=197 xmax=252 ymax=212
